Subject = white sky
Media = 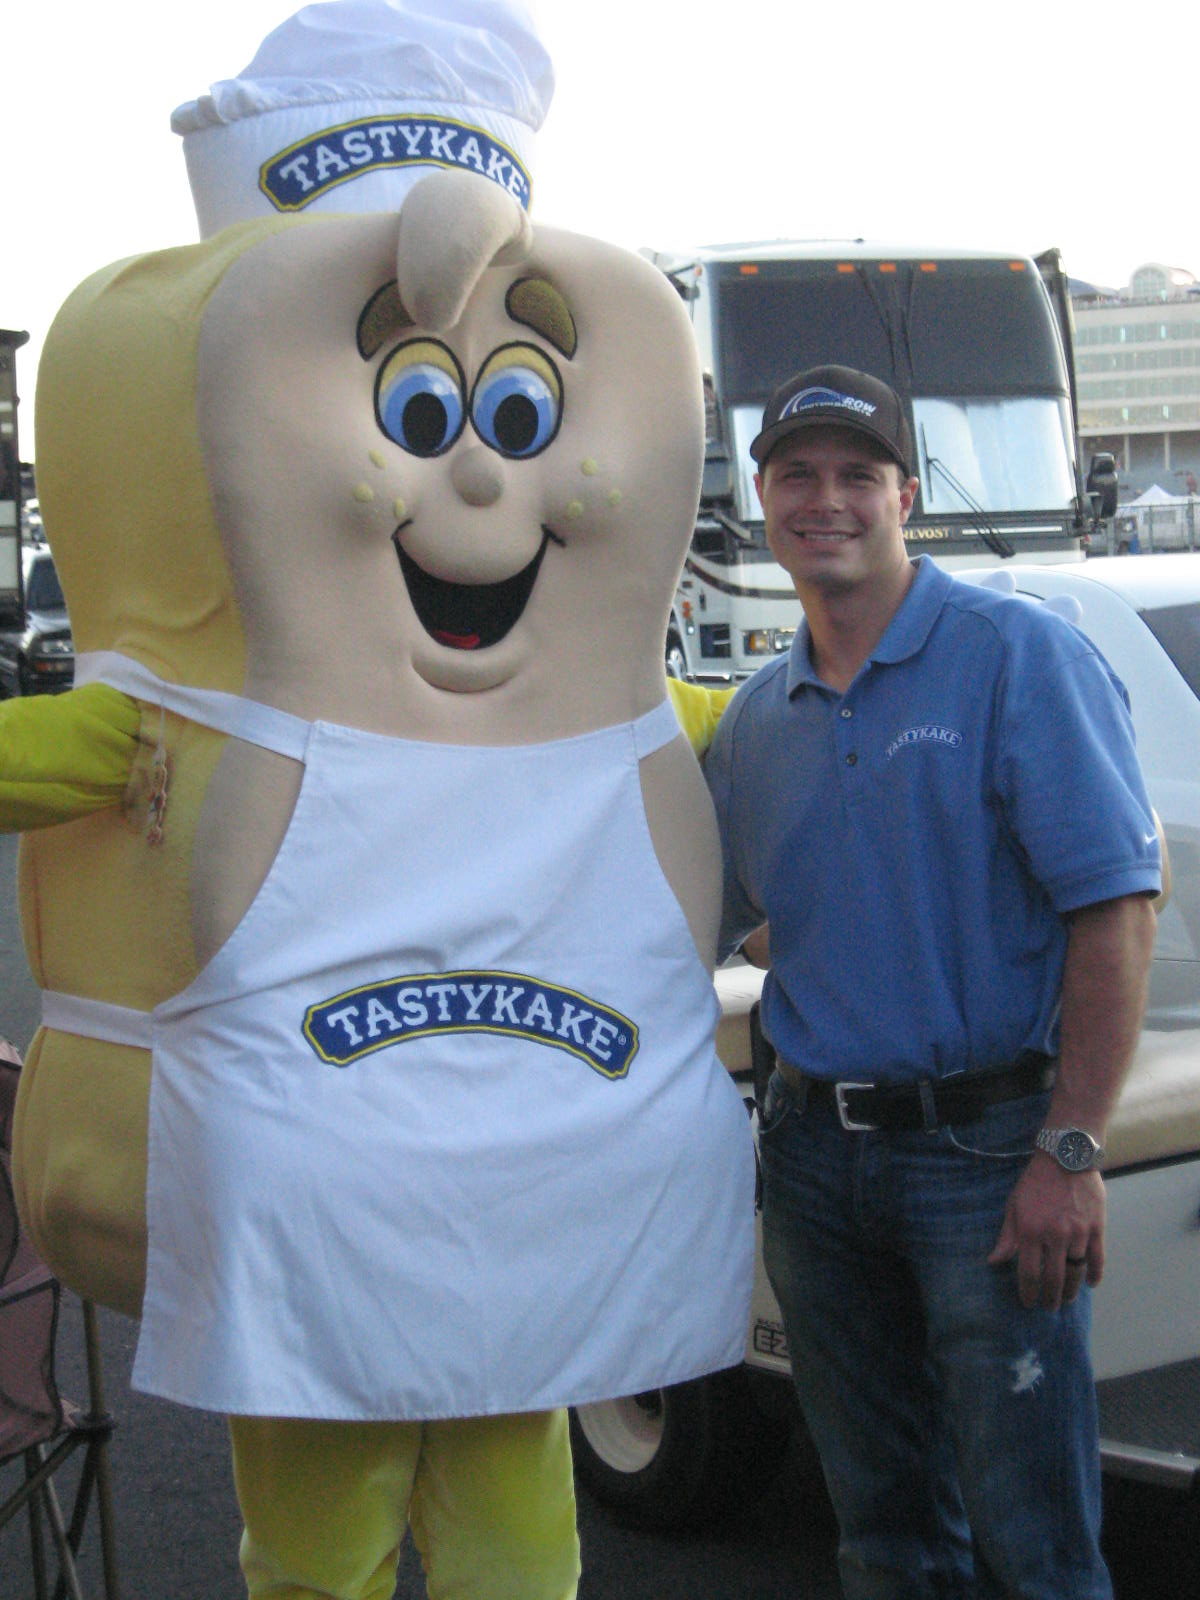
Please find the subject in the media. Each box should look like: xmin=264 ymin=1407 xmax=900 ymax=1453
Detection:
xmin=4 ymin=0 xmax=1194 ymax=451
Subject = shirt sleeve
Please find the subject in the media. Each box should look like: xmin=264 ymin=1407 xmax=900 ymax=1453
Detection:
xmin=704 ymin=692 xmax=768 ymax=960
xmin=995 ymin=619 xmax=1162 ymax=913
xmin=0 ymin=683 xmax=141 ymax=830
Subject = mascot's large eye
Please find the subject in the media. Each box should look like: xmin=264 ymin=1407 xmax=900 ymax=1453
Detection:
xmin=376 ymin=340 xmax=466 ymax=456
xmin=470 ymin=345 xmax=563 ymax=459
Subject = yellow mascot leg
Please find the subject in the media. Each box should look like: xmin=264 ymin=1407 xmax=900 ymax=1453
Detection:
xmin=231 ymin=1417 xmax=420 ymax=1600
xmin=229 ymin=1410 xmax=579 ymax=1600
xmin=409 ymin=1411 xmax=580 ymax=1600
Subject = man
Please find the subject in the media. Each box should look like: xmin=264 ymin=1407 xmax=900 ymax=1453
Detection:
xmin=706 ymin=364 xmax=1161 ymax=1599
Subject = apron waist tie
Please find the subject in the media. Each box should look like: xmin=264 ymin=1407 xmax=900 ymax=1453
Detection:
xmin=41 ymin=990 xmax=153 ymax=1049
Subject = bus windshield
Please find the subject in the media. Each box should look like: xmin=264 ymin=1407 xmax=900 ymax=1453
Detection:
xmin=714 ymin=256 xmax=1077 ymax=521
xmin=914 ymin=397 xmax=1077 ymax=514
xmin=728 ymin=397 xmax=1077 ymax=521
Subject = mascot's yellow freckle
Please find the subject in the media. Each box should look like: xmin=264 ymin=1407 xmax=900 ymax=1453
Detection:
xmin=0 ymin=4 xmax=753 ymax=1598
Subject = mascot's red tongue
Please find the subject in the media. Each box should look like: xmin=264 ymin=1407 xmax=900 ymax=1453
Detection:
xmin=434 ymin=628 xmax=481 ymax=650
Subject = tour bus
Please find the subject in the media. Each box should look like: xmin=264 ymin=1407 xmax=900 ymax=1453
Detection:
xmin=649 ymin=243 xmax=1095 ymax=681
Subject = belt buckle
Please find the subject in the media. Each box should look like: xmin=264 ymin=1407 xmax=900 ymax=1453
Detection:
xmin=834 ymin=1080 xmax=878 ymax=1132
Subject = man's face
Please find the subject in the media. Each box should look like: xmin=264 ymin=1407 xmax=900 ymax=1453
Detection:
xmin=755 ymin=426 xmax=918 ymax=596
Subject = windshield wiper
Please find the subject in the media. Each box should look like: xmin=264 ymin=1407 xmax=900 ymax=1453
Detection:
xmin=708 ymin=508 xmax=759 ymax=548
xmin=919 ymin=425 xmax=1016 ymax=559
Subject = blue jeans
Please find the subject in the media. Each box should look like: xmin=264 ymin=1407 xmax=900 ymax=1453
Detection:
xmin=759 ymin=1070 xmax=1111 ymax=1600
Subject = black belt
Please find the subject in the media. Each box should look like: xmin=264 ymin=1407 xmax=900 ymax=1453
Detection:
xmin=777 ymin=1052 xmax=1056 ymax=1133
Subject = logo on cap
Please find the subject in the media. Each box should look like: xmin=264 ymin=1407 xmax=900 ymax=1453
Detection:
xmin=781 ymin=386 xmax=878 ymax=420
xmin=261 ymin=115 xmax=533 ymax=214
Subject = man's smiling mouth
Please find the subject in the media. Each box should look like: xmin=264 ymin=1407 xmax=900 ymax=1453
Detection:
xmin=394 ymin=526 xmax=563 ymax=651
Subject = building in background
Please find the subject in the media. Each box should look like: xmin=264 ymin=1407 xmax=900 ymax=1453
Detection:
xmin=1073 ymin=264 xmax=1200 ymax=508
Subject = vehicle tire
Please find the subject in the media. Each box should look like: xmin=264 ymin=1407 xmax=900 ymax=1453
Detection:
xmin=570 ymin=1366 xmax=781 ymax=1529
xmin=665 ymin=631 xmax=688 ymax=681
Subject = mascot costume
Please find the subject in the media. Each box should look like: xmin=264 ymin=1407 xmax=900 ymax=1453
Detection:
xmin=2 ymin=2 xmax=753 ymax=1595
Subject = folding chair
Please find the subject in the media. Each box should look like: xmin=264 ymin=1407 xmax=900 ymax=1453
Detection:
xmin=0 ymin=1039 xmax=121 ymax=1599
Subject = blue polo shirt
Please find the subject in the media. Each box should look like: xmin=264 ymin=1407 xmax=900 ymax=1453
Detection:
xmin=706 ymin=557 xmax=1161 ymax=1084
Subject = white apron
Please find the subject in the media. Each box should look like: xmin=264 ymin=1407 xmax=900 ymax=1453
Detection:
xmin=45 ymin=654 xmax=755 ymax=1420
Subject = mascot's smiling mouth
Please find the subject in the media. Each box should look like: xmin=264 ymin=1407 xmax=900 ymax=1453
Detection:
xmin=394 ymin=527 xmax=564 ymax=651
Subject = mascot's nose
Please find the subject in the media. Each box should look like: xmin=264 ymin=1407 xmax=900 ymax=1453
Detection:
xmin=451 ymin=446 xmax=505 ymax=507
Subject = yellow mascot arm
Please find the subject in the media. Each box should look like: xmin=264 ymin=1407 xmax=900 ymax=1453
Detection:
xmin=666 ymin=679 xmax=737 ymax=758
xmin=0 ymin=683 xmax=141 ymax=830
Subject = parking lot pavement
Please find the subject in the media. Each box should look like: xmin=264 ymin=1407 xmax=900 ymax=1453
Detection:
xmin=1 ymin=1295 xmax=845 ymax=1600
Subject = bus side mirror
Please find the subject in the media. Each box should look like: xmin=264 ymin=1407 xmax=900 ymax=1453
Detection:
xmin=1086 ymin=452 xmax=1119 ymax=521
xmin=701 ymin=441 xmax=734 ymax=504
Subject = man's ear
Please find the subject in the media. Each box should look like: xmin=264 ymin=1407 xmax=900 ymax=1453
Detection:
xmin=754 ymin=470 xmax=765 ymax=510
xmin=899 ymin=475 xmax=919 ymax=524
xmin=395 ymin=169 xmax=534 ymax=330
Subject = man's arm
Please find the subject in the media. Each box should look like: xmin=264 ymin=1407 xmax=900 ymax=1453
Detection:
xmin=987 ymin=892 xmax=1158 ymax=1310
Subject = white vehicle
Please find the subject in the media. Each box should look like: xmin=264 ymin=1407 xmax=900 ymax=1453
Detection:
xmin=572 ymin=555 xmax=1200 ymax=1525
xmin=648 ymin=242 xmax=1095 ymax=684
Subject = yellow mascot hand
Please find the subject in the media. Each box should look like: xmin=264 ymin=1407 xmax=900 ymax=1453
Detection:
xmin=666 ymin=678 xmax=737 ymax=758
xmin=0 ymin=683 xmax=140 ymax=830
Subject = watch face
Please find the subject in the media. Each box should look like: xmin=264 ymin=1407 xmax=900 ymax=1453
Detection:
xmin=1056 ymin=1130 xmax=1097 ymax=1171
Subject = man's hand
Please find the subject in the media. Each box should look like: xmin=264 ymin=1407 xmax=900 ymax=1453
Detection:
xmin=987 ymin=1153 xmax=1106 ymax=1310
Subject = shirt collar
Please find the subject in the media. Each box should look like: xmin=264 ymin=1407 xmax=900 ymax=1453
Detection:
xmin=785 ymin=555 xmax=950 ymax=697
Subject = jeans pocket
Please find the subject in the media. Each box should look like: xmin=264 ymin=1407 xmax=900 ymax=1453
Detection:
xmin=943 ymin=1088 xmax=1051 ymax=1160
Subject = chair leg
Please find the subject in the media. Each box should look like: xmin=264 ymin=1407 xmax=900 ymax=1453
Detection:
xmin=25 ymin=1450 xmax=49 ymax=1600
xmin=39 ymin=1473 xmax=85 ymax=1600
xmin=82 ymin=1301 xmax=121 ymax=1600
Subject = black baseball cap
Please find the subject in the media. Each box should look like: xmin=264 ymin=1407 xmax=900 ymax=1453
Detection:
xmin=750 ymin=364 xmax=914 ymax=477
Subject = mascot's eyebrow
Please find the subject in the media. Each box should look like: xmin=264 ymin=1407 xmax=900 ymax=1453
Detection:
xmin=358 ymin=281 xmax=413 ymax=361
xmin=506 ymin=278 xmax=577 ymax=360
xmin=356 ymin=277 xmax=577 ymax=362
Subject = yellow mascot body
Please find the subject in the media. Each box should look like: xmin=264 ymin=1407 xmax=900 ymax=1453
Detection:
xmin=9 ymin=174 xmax=753 ymax=1599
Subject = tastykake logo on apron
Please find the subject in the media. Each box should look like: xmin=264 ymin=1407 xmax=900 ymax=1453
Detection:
xmin=304 ymin=970 xmax=639 ymax=1078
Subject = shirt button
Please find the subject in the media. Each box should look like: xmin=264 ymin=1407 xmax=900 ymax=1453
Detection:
xmin=846 ymin=752 xmax=858 ymax=766
xmin=840 ymin=707 xmax=853 ymax=718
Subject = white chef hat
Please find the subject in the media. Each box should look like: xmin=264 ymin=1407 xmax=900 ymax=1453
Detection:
xmin=172 ymin=0 xmax=554 ymax=239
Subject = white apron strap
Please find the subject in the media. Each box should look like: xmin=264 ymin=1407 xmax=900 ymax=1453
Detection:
xmin=73 ymin=651 xmax=310 ymax=761
xmin=41 ymin=990 xmax=153 ymax=1049
xmin=633 ymin=699 xmax=681 ymax=760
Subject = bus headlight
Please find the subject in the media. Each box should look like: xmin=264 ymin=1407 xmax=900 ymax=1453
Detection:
xmin=744 ymin=628 xmax=795 ymax=656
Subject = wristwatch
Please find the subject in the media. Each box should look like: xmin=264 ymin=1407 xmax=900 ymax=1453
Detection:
xmin=1035 ymin=1127 xmax=1105 ymax=1172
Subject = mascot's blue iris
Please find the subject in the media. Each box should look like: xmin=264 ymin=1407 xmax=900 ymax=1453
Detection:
xmin=377 ymin=360 xmax=465 ymax=456
xmin=472 ymin=363 xmax=561 ymax=458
